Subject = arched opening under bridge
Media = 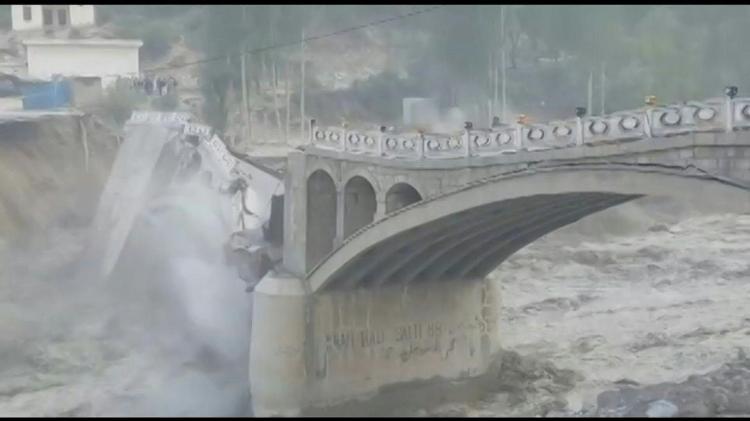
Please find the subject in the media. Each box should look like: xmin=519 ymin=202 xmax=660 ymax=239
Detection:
xmin=306 ymin=169 xmax=337 ymax=270
xmin=386 ymin=182 xmax=422 ymax=213
xmin=344 ymin=176 xmax=377 ymax=238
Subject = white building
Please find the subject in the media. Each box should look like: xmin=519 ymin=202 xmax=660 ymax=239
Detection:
xmin=23 ymin=38 xmax=142 ymax=89
xmin=11 ymin=5 xmax=96 ymax=32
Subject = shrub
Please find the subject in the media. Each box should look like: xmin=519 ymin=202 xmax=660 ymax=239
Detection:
xmin=99 ymin=80 xmax=146 ymax=127
xmin=140 ymin=25 xmax=177 ymax=62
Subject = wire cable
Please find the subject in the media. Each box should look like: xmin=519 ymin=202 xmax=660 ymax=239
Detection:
xmin=142 ymin=5 xmax=445 ymax=75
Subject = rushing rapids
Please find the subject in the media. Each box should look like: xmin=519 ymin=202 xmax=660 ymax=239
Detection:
xmin=0 ymin=111 xmax=748 ymax=416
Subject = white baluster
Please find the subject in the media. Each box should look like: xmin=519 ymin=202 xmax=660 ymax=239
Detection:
xmin=418 ymin=133 xmax=425 ymax=159
xmin=643 ymin=109 xmax=653 ymax=138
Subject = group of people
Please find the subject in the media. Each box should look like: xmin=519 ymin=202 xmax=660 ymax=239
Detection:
xmin=127 ymin=75 xmax=178 ymax=97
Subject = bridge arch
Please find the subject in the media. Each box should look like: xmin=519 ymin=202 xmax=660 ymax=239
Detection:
xmin=385 ymin=182 xmax=423 ymax=213
xmin=306 ymin=162 xmax=341 ymax=190
xmin=306 ymin=169 xmax=337 ymax=270
xmin=344 ymin=175 xmax=377 ymax=237
xmin=307 ymin=164 xmax=750 ymax=292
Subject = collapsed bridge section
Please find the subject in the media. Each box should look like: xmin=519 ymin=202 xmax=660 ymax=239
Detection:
xmin=84 ymin=111 xmax=285 ymax=287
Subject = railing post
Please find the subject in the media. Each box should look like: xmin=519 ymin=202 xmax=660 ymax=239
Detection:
xmin=464 ymin=130 xmax=471 ymax=158
xmin=725 ymin=95 xmax=734 ymax=133
xmin=575 ymin=117 xmax=584 ymax=146
xmin=463 ymin=122 xmax=474 ymax=157
xmin=309 ymin=119 xmax=316 ymax=145
xmin=378 ymin=126 xmax=386 ymax=157
xmin=418 ymin=133 xmax=425 ymax=159
xmin=341 ymin=123 xmax=348 ymax=152
xmin=643 ymin=109 xmax=653 ymax=138
xmin=725 ymin=86 xmax=738 ymax=133
xmin=515 ymin=124 xmax=523 ymax=150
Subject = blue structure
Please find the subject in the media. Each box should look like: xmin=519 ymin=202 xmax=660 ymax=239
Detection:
xmin=21 ymin=80 xmax=71 ymax=110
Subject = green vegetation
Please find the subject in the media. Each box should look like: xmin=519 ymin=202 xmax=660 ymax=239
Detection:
xmin=99 ymin=80 xmax=147 ymax=127
xmin=181 ymin=5 xmax=750 ymax=123
xmin=139 ymin=24 xmax=179 ymax=62
xmin=24 ymin=5 xmax=750 ymax=125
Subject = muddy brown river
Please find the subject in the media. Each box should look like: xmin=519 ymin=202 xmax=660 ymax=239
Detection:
xmin=1 ymin=199 xmax=749 ymax=416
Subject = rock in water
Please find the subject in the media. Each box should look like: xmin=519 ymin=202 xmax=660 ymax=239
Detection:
xmin=646 ymin=400 xmax=678 ymax=418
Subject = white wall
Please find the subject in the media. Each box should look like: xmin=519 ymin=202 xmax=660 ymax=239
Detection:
xmin=69 ymin=5 xmax=95 ymax=27
xmin=12 ymin=5 xmax=95 ymax=31
xmin=11 ymin=5 xmax=42 ymax=31
xmin=25 ymin=40 xmax=142 ymax=89
xmin=0 ymin=97 xmax=23 ymax=111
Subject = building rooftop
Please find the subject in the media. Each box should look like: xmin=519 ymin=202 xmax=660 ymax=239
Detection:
xmin=22 ymin=38 xmax=143 ymax=48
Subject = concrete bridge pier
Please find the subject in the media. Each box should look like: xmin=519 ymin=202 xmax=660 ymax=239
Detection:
xmin=249 ymin=271 xmax=501 ymax=416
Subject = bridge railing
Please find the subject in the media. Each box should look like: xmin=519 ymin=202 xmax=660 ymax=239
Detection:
xmin=309 ymin=96 xmax=750 ymax=160
xmin=732 ymin=97 xmax=750 ymax=129
xmin=468 ymin=127 xmax=518 ymax=156
xmin=128 ymin=111 xmax=193 ymax=129
xmin=582 ymin=111 xmax=647 ymax=145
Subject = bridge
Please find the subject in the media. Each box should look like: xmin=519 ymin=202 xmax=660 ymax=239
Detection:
xmin=249 ymin=95 xmax=750 ymax=415
xmin=104 ymin=98 xmax=750 ymax=416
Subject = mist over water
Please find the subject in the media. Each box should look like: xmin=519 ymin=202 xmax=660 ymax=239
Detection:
xmin=90 ymin=126 xmax=255 ymax=416
xmin=0 ymin=125 xmax=255 ymax=417
xmin=102 ymin=178 xmax=253 ymax=417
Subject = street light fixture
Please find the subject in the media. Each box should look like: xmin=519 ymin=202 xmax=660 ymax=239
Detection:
xmin=725 ymin=86 xmax=738 ymax=99
xmin=464 ymin=121 xmax=473 ymax=130
xmin=576 ymin=107 xmax=587 ymax=118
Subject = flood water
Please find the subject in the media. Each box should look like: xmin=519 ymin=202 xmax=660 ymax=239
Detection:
xmin=2 ymin=195 xmax=750 ymax=416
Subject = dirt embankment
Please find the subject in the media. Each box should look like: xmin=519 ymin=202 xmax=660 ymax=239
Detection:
xmin=0 ymin=115 xmax=119 ymax=254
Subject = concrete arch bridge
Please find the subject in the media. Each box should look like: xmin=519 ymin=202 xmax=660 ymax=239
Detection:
xmin=109 ymin=101 xmax=750 ymax=415
xmin=250 ymin=95 xmax=750 ymax=415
